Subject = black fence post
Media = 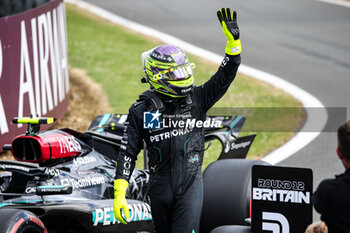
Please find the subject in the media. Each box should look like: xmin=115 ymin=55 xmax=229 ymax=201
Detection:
xmin=0 ymin=0 xmax=53 ymax=17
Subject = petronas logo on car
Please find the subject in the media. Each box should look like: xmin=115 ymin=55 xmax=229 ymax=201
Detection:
xmin=92 ymin=204 xmax=152 ymax=226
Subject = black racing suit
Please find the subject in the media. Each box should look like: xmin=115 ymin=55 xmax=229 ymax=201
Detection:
xmin=116 ymin=54 xmax=241 ymax=233
xmin=313 ymin=168 xmax=350 ymax=233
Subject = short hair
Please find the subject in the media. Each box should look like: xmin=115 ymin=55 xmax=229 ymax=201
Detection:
xmin=338 ymin=120 xmax=350 ymax=160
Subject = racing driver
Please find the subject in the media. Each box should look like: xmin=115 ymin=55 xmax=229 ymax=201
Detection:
xmin=113 ymin=8 xmax=242 ymax=233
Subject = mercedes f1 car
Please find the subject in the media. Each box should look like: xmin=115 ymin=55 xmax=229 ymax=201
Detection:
xmin=0 ymin=114 xmax=265 ymax=233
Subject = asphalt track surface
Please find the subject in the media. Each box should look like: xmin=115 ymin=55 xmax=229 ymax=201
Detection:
xmin=81 ymin=0 xmax=350 ymax=219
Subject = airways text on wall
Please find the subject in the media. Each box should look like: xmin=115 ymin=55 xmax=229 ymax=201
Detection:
xmin=0 ymin=0 xmax=68 ymax=148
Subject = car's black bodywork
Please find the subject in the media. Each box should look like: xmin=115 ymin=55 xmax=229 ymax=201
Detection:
xmin=0 ymin=114 xmax=255 ymax=233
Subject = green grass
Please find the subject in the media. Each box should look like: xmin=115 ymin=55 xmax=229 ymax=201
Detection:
xmin=66 ymin=4 xmax=305 ymax=169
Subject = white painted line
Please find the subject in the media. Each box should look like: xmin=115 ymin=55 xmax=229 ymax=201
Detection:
xmin=240 ymin=66 xmax=327 ymax=165
xmin=316 ymin=0 xmax=350 ymax=8
xmin=65 ymin=0 xmax=328 ymax=165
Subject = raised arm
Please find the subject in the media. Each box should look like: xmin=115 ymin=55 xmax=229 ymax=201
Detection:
xmin=194 ymin=8 xmax=242 ymax=112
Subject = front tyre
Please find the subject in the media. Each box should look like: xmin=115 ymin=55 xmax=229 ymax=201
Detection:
xmin=0 ymin=209 xmax=47 ymax=233
xmin=210 ymin=225 xmax=251 ymax=233
xmin=200 ymin=159 xmax=270 ymax=233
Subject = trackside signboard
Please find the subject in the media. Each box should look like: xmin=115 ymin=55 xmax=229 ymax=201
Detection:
xmin=251 ymin=165 xmax=313 ymax=233
xmin=0 ymin=0 xmax=68 ymax=149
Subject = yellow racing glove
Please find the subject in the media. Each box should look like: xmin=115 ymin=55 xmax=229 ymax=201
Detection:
xmin=217 ymin=8 xmax=242 ymax=55
xmin=113 ymin=179 xmax=130 ymax=224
